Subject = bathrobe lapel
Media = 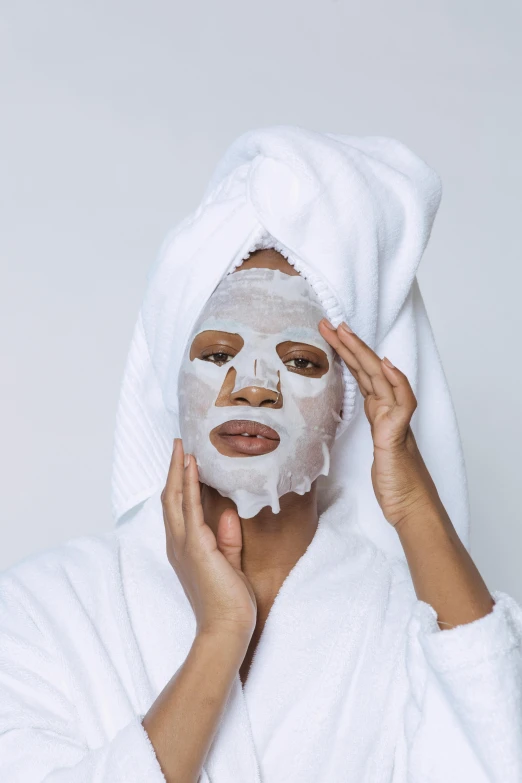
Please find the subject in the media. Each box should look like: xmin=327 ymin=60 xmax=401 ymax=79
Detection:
xmin=121 ymin=492 xmax=387 ymax=783
xmin=226 ymin=502 xmax=387 ymax=783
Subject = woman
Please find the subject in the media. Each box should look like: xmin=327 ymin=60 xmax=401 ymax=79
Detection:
xmin=1 ymin=125 xmax=521 ymax=783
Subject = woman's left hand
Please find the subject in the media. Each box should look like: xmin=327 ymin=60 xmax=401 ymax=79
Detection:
xmin=319 ymin=318 xmax=441 ymax=529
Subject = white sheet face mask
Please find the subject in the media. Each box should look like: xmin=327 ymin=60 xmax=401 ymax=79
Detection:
xmin=177 ymin=267 xmax=344 ymax=518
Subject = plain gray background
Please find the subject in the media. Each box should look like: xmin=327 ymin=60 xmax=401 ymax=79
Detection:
xmin=1 ymin=1 xmax=521 ymax=600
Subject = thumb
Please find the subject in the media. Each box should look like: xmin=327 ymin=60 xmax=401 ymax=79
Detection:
xmin=216 ymin=508 xmax=243 ymax=571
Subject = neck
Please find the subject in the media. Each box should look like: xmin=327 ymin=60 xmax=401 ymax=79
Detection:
xmin=200 ymin=483 xmax=319 ymax=594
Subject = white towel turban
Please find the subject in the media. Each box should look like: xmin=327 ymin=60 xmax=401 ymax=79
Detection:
xmin=111 ymin=125 xmax=470 ymax=561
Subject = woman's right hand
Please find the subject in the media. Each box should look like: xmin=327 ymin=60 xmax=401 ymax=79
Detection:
xmin=161 ymin=438 xmax=257 ymax=643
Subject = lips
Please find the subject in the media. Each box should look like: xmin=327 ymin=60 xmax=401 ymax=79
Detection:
xmin=213 ymin=419 xmax=280 ymax=456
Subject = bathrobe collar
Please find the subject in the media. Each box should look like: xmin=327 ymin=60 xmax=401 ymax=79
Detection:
xmin=119 ymin=488 xmax=405 ymax=782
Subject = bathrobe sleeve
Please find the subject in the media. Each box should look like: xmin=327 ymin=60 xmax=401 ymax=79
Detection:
xmin=0 ymin=572 xmax=167 ymax=783
xmin=401 ymin=589 xmax=522 ymax=783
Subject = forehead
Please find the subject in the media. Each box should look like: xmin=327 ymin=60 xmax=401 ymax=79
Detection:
xmin=191 ymin=267 xmax=325 ymax=336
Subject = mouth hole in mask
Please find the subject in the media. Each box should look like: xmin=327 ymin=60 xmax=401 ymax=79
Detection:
xmin=209 ymin=418 xmax=281 ymax=458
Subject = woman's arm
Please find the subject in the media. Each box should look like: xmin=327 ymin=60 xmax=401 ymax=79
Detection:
xmin=393 ymin=461 xmax=494 ymax=627
xmin=318 ymin=318 xmax=494 ymax=628
xmin=319 ymin=319 xmax=522 ymax=781
xmin=142 ymin=439 xmax=257 ymax=782
xmin=142 ymin=629 xmax=247 ymax=783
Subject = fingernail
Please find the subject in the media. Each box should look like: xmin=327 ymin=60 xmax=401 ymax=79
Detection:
xmin=340 ymin=321 xmax=354 ymax=334
xmin=184 ymin=454 xmax=190 ymax=468
xmin=382 ymin=356 xmax=395 ymax=369
xmin=321 ymin=318 xmax=336 ymax=330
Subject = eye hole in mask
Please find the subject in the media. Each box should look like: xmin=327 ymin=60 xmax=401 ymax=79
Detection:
xmin=190 ymin=330 xmax=329 ymax=378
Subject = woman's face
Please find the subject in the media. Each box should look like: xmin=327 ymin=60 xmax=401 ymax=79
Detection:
xmin=177 ymin=250 xmax=344 ymax=518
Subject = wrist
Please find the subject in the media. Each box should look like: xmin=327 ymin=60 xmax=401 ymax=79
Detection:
xmin=393 ymin=496 xmax=451 ymax=538
xmin=196 ymin=626 xmax=252 ymax=654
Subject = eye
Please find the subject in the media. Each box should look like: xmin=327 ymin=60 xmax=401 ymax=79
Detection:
xmin=277 ymin=341 xmax=329 ymax=378
xmin=201 ymin=350 xmax=235 ymax=367
xmin=284 ymin=356 xmax=320 ymax=373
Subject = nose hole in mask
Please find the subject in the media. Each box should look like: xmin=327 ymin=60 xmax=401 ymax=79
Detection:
xmin=214 ymin=367 xmax=283 ymax=408
xmin=230 ymin=384 xmax=282 ymax=408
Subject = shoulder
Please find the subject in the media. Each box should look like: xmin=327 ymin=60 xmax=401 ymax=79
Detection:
xmin=0 ymin=494 xmax=171 ymax=637
xmin=0 ymin=526 xmax=124 ymax=633
xmin=1 ymin=525 xmax=120 ymax=587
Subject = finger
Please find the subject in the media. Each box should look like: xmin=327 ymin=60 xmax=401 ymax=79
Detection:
xmin=216 ymin=509 xmax=243 ymax=571
xmin=346 ymin=359 xmax=374 ymax=398
xmin=319 ymin=320 xmax=394 ymax=402
xmin=335 ymin=322 xmax=397 ymax=401
xmin=381 ymin=358 xmax=418 ymax=413
xmin=318 ymin=320 xmax=373 ymax=395
xmin=182 ymin=454 xmax=207 ymax=541
xmin=161 ymin=438 xmax=186 ymax=541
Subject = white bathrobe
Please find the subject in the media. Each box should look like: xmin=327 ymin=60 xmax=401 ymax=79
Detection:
xmin=1 ymin=488 xmax=522 ymax=782
xmin=2 ymin=126 xmax=522 ymax=781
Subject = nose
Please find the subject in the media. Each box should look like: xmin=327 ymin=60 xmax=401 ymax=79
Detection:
xmin=230 ymin=384 xmax=282 ymax=408
xmin=215 ymin=367 xmax=283 ymax=408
